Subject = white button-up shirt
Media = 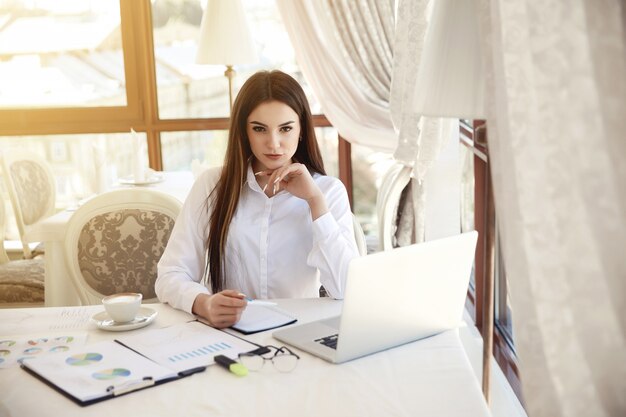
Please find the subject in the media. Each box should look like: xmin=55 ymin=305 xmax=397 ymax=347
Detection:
xmin=156 ymin=165 xmax=360 ymax=314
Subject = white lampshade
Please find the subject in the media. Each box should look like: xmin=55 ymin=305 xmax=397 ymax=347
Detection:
xmin=196 ymin=0 xmax=259 ymax=65
xmin=412 ymin=0 xmax=485 ymax=119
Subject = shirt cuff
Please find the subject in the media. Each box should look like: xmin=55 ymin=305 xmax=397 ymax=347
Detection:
xmin=181 ymin=285 xmax=211 ymax=315
xmin=312 ymin=212 xmax=340 ymax=241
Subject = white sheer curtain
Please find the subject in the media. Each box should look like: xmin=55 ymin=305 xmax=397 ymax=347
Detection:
xmin=275 ymin=0 xmax=396 ymax=152
xmin=276 ymin=0 xmax=454 ymax=246
xmin=479 ymin=0 xmax=626 ymax=416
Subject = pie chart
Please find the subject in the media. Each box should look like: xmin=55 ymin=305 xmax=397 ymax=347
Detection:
xmin=65 ymin=352 xmax=103 ymax=366
xmin=92 ymin=368 xmax=131 ymax=380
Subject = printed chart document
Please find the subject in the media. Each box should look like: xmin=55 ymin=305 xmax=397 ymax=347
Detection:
xmin=0 ymin=333 xmax=88 ymax=369
xmin=117 ymin=321 xmax=259 ymax=373
xmin=21 ymin=340 xmax=178 ymax=405
xmin=20 ymin=321 xmax=260 ymax=406
xmin=229 ymin=304 xmax=297 ymax=335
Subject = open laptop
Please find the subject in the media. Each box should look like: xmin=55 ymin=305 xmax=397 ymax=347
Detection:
xmin=273 ymin=231 xmax=478 ymax=364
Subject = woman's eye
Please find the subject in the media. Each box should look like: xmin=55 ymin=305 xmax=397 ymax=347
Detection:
xmin=280 ymin=126 xmax=292 ymax=133
xmin=252 ymin=126 xmax=265 ymax=132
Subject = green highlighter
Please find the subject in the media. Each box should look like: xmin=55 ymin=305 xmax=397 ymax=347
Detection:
xmin=214 ymin=354 xmax=248 ymax=377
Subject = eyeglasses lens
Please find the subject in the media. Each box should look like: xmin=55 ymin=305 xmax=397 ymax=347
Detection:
xmin=239 ymin=353 xmax=264 ymax=371
xmin=273 ymin=353 xmax=298 ymax=373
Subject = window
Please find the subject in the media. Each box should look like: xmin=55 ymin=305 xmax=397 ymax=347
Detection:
xmin=460 ymin=119 xmax=522 ymax=401
xmin=0 ymin=0 xmax=380 ymax=246
xmin=0 ymin=1 xmax=126 ymax=109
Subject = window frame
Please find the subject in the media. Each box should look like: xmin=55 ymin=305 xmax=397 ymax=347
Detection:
xmin=460 ymin=119 xmax=523 ymax=402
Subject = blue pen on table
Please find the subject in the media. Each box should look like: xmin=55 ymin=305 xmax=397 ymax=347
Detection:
xmin=237 ymin=293 xmax=277 ymax=307
xmin=244 ymin=297 xmax=277 ymax=307
xmin=246 ymin=297 xmax=276 ymax=306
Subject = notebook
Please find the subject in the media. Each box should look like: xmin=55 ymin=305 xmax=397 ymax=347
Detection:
xmin=272 ymin=231 xmax=478 ymax=364
xmin=230 ymin=304 xmax=297 ymax=335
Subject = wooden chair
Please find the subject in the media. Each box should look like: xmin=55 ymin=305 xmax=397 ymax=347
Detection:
xmin=64 ymin=188 xmax=181 ymax=305
xmin=1 ymin=152 xmax=56 ymax=259
xmin=0 ymin=197 xmax=45 ymax=307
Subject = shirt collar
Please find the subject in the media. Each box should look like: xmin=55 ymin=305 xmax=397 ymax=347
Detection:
xmin=245 ymin=162 xmax=262 ymax=192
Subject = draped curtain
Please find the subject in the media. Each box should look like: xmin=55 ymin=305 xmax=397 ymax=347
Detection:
xmin=278 ymin=1 xmax=626 ymax=415
xmin=479 ymin=0 xmax=626 ymax=416
xmin=275 ymin=0 xmax=396 ymax=152
xmin=279 ymin=0 xmax=626 ymax=415
xmin=276 ymin=0 xmax=453 ymax=246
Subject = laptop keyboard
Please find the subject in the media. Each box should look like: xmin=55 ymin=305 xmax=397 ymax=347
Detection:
xmin=315 ymin=334 xmax=339 ymax=349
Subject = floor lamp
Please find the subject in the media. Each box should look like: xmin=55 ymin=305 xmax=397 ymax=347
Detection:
xmin=411 ymin=0 xmax=493 ymax=404
xmin=196 ymin=0 xmax=258 ymax=113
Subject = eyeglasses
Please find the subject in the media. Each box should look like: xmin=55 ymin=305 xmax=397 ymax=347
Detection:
xmin=238 ymin=345 xmax=300 ymax=373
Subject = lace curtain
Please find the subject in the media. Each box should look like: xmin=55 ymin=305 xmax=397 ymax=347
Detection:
xmin=480 ymin=0 xmax=626 ymax=415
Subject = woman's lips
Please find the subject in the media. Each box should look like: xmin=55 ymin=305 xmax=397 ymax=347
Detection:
xmin=265 ymin=154 xmax=283 ymax=160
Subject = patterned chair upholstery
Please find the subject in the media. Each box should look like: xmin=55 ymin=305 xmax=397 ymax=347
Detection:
xmin=0 ymin=198 xmax=45 ymax=307
xmin=64 ymin=189 xmax=181 ymax=305
xmin=1 ymin=152 xmax=56 ymax=259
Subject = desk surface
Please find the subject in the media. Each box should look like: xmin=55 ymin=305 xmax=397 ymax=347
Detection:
xmin=0 ymin=299 xmax=491 ymax=417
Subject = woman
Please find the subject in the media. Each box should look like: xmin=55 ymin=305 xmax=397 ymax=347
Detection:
xmin=156 ymin=70 xmax=359 ymax=328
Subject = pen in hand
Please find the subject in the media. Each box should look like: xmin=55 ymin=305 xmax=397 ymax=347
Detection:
xmin=238 ymin=293 xmax=277 ymax=307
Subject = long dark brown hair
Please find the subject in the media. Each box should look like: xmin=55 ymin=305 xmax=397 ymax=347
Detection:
xmin=206 ymin=70 xmax=326 ymax=294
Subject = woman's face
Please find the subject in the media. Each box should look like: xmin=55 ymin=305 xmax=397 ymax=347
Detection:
xmin=247 ymin=100 xmax=301 ymax=172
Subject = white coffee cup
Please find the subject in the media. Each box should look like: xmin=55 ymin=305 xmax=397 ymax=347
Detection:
xmin=102 ymin=293 xmax=142 ymax=323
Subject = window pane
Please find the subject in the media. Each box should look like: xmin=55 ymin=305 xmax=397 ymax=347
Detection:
xmin=160 ymin=130 xmax=228 ymax=172
xmin=151 ymin=0 xmax=320 ymax=119
xmin=315 ymin=127 xmax=338 ymax=179
xmin=460 ymin=144 xmax=475 ymax=233
xmin=351 ymin=145 xmax=394 ymax=252
xmin=460 ymin=143 xmax=475 ymax=291
xmin=0 ymin=1 xmax=125 ymax=109
xmin=160 ymin=126 xmax=338 ymax=177
xmin=0 ymin=133 xmax=146 ymax=213
xmin=495 ymin=232 xmax=515 ymax=348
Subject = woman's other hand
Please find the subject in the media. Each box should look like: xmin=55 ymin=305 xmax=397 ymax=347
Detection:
xmin=256 ymin=163 xmax=329 ymax=219
xmin=192 ymin=290 xmax=247 ymax=328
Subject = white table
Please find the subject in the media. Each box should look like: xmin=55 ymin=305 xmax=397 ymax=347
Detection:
xmin=22 ymin=171 xmax=195 ymax=307
xmin=0 ymin=298 xmax=491 ymax=417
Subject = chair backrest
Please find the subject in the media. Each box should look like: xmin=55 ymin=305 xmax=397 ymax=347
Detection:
xmin=1 ymin=152 xmax=57 ymax=258
xmin=0 ymin=195 xmax=10 ymax=264
xmin=0 ymin=190 xmax=45 ymax=307
xmin=352 ymin=214 xmax=367 ymax=256
xmin=64 ymin=188 xmax=182 ymax=305
xmin=376 ymin=163 xmax=412 ymax=251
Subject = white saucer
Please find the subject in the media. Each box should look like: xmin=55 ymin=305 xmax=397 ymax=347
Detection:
xmin=118 ymin=173 xmax=164 ymax=186
xmin=91 ymin=307 xmax=157 ymax=332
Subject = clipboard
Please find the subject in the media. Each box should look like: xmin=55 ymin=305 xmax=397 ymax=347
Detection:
xmin=20 ymin=322 xmax=263 ymax=406
xmin=20 ymin=340 xmax=184 ymax=406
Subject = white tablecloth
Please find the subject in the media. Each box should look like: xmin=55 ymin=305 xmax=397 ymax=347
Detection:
xmin=22 ymin=171 xmax=195 ymax=307
xmin=0 ymin=298 xmax=491 ymax=417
